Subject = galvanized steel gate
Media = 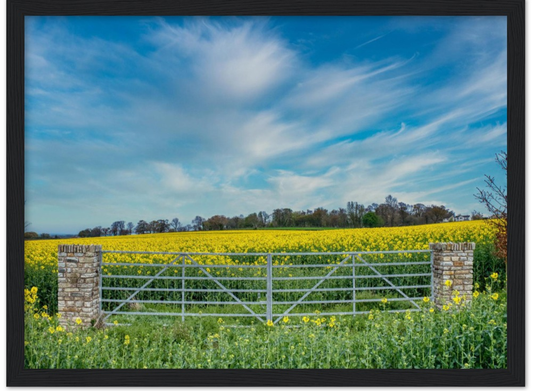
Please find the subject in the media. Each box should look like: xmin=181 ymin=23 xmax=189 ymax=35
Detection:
xmin=99 ymin=250 xmax=433 ymax=326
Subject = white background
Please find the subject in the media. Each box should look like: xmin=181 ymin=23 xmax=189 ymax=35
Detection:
xmin=0 ymin=7 xmax=530 ymax=391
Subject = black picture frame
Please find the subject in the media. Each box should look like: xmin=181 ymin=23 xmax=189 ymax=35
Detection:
xmin=7 ymin=0 xmax=525 ymax=386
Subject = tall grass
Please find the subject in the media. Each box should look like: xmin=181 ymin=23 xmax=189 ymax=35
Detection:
xmin=24 ymin=283 xmax=507 ymax=369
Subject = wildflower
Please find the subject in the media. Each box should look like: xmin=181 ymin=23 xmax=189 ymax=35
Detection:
xmin=463 ymin=363 xmax=470 ymax=369
xmin=104 ymin=335 xmax=109 ymax=340
xmin=302 ymin=316 xmax=310 ymax=323
xmin=314 ymin=310 xmax=321 ymax=315
xmin=491 ymin=293 xmax=499 ymax=301
xmin=442 ymin=305 xmax=450 ymax=311
xmin=283 ymin=316 xmax=290 ymax=323
xmin=475 ymin=282 xmax=480 ymax=289
xmin=31 ymin=287 xmax=38 ymax=294
xmin=86 ymin=336 xmax=92 ymax=343
xmin=217 ymin=318 xmax=224 ymax=324
xmin=423 ymin=297 xmax=430 ymax=303
xmin=445 ymin=280 xmax=452 ymax=287
xmin=124 ymin=335 xmax=130 ymax=345
xmin=453 ymin=296 xmax=461 ymax=305
xmin=48 ymin=327 xmax=55 ymax=334
xmin=33 ymin=313 xmax=40 ymax=320
xmin=42 ymin=305 xmax=48 ymax=310
xmin=267 ymin=320 xmax=274 ymax=327
xmin=56 ymin=326 xmax=63 ymax=332
xmin=429 ymin=308 xmax=435 ymax=313
xmin=491 ymin=272 xmax=499 ymax=280
xmin=488 ymin=319 xmax=496 ymax=325
xmin=368 ymin=314 xmax=374 ymax=320
xmin=75 ymin=318 xmax=82 ymax=325
xmin=443 ymin=328 xmax=449 ymax=334
xmin=381 ymin=298 xmax=388 ymax=304
xmin=309 ymin=333 xmax=315 ymax=338
xmin=113 ymin=320 xmax=119 ymax=325
xmin=473 ymin=291 xmax=480 ymax=298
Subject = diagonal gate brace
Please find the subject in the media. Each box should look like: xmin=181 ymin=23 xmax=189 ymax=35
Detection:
xmin=273 ymin=255 xmax=352 ymax=324
xmin=185 ymin=254 xmax=265 ymax=323
xmin=354 ymin=254 xmax=421 ymax=310
xmin=103 ymin=254 xmax=183 ymax=322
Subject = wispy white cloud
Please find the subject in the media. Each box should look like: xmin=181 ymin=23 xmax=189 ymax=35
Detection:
xmin=354 ymin=33 xmax=388 ymax=49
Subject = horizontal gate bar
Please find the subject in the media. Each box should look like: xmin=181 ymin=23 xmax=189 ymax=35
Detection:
xmin=272 ymin=285 xmax=431 ymax=293
xmin=273 ymin=297 xmax=426 ymax=305
xmin=102 ymin=275 xmax=266 ymax=280
xmin=272 ymin=261 xmax=430 ymax=268
xmin=102 ymin=250 xmax=431 ymax=256
xmin=272 ymin=273 xmax=431 ymax=281
xmin=102 ymin=287 xmax=267 ymax=293
xmin=102 ymin=299 xmax=266 ymax=305
xmin=102 ymin=262 xmax=265 ymax=268
xmin=102 ymin=311 xmax=264 ymax=317
xmin=272 ymin=309 xmax=421 ymax=317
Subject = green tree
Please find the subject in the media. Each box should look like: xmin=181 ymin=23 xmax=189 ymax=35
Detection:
xmin=362 ymin=212 xmax=384 ymax=228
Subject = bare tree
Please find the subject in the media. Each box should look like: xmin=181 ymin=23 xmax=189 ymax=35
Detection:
xmin=192 ymin=216 xmax=205 ymax=231
xmin=24 ymin=200 xmax=31 ymax=232
xmin=111 ymin=221 xmax=125 ymax=236
xmin=475 ymin=151 xmax=507 ymax=262
xmin=347 ymin=202 xmax=365 ymax=228
xmin=170 ymin=218 xmax=181 ymax=231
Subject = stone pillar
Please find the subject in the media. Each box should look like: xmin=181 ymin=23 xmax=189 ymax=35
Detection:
xmin=58 ymin=244 xmax=102 ymax=328
xmin=430 ymin=242 xmax=475 ymax=308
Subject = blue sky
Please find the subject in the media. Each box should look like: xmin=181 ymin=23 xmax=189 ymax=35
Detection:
xmin=25 ymin=16 xmax=507 ymax=234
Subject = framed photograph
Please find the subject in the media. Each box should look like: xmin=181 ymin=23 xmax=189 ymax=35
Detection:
xmin=7 ymin=0 xmax=524 ymax=386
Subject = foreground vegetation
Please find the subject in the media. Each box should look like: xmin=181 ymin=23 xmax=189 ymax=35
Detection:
xmin=25 ymin=278 xmax=506 ymax=369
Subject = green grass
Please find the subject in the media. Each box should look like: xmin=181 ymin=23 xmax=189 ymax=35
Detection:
xmin=24 ymin=286 xmax=507 ymax=369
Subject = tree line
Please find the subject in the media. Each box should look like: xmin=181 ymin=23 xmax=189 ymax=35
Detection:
xmin=66 ymin=195 xmax=469 ymax=237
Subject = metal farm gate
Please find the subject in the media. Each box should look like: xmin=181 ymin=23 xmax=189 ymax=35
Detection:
xmin=99 ymin=250 xmax=433 ymax=326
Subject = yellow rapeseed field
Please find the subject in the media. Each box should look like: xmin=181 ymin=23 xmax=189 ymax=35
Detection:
xmin=25 ymin=220 xmax=496 ymax=270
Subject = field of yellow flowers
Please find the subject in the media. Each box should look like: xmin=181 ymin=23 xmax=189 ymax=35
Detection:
xmin=25 ymin=220 xmax=504 ymax=315
xmin=24 ymin=220 xmax=506 ymax=369
xmin=26 ymin=220 xmax=497 ymax=267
